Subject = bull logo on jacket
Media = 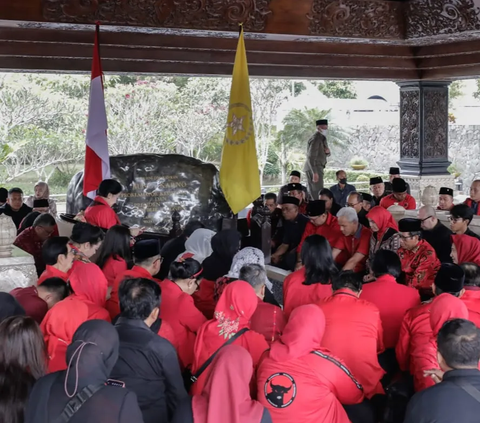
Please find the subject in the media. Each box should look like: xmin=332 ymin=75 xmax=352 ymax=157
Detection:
xmin=264 ymin=373 xmax=296 ymax=408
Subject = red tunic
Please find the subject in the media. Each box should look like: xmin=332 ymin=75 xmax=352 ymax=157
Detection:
xmin=317 ymin=289 xmax=385 ymax=398
xmin=84 ymin=196 xmax=121 ymax=230
xmin=283 ymin=268 xmax=332 ymax=319
xmin=159 ymin=279 xmax=207 ymax=369
xmin=10 ymin=286 xmax=48 ymax=324
xmin=193 ymin=279 xmax=216 ymax=320
xmin=102 ymin=256 xmax=128 ymax=288
xmin=333 ymin=225 xmax=371 ymax=273
xmin=298 ymin=201 xmax=308 ymax=215
xmin=461 ymin=287 xmax=480 ymax=327
xmin=257 ymin=305 xmax=363 ymax=423
xmin=360 ymin=275 xmax=421 ymax=349
xmin=395 ymin=302 xmax=431 ymax=374
xmin=106 ymin=265 xmax=158 ymax=320
xmin=14 ymin=227 xmax=52 ymax=275
xmin=297 ymin=213 xmax=341 ymax=253
xmin=250 ymin=297 xmax=286 ymax=345
xmin=380 ymin=193 xmax=416 ymax=210
xmin=397 ymin=240 xmax=440 ymax=297
xmin=37 ymin=265 xmax=69 ymax=285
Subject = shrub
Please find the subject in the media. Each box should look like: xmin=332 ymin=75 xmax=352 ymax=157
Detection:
xmin=349 ymin=156 xmax=368 ymax=167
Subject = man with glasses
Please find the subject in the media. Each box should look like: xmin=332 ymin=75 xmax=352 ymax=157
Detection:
xmin=419 ymin=205 xmax=453 ymax=263
xmin=397 ymin=218 xmax=440 ymax=300
xmin=346 ymin=192 xmax=369 ymax=228
xmin=271 ymin=196 xmax=309 ymax=270
xmin=449 ymin=203 xmax=480 ymax=240
xmin=13 ymin=213 xmax=57 ymax=276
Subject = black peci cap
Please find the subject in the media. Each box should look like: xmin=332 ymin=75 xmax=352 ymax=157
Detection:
xmin=434 ymin=263 xmax=465 ymax=293
xmin=282 ymin=196 xmax=300 ymax=207
xmin=362 ymin=193 xmax=373 ymax=202
xmin=316 ymin=119 xmax=328 ymax=126
xmin=398 ymin=218 xmax=422 ymax=233
xmin=287 ymin=183 xmax=304 ymax=192
xmin=392 ymin=178 xmax=407 ymax=193
xmin=439 ymin=187 xmax=454 ymax=197
xmin=370 ymin=177 xmax=383 ymax=186
xmin=307 ymin=200 xmax=326 ymax=217
xmin=133 ymin=239 xmax=160 ymax=261
xmin=389 ymin=167 xmax=401 ymax=175
xmin=290 ymin=170 xmax=301 ymax=178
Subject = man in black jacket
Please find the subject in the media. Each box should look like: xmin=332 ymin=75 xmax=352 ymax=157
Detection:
xmin=111 ymin=277 xmax=188 ymax=423
xmin=0 ymin=187 xmax=32 ymax=229
xmin=419 ymin=205 xmax=453 ymax=263
xmin=404 ymin=318 xmax=480 ymax=423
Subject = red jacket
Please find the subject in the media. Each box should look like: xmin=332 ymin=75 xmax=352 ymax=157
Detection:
xmin=411 ymin=294 xmax=469 ymax=392
xmin=10 ymin=286 xmax=48 ymax=324
xmin=397 ymin=240 xmax=441 ymax=297
xmin=102 ymin=256 xmax=128 ymax=288
xmin=159 ymin=279 xmax=207 ymax=369
xmin=360 ymin=275 xmax=420 ymax=349
xmin=464 ymin=198 xmax=480 ymax=215
xmin=297 ymin=213 xmax=341 ymax=253
xmin=317 ymin=289 xmax=385 ymax=398
xmin=395 ymin=302 xmax=431 ymax=374
xmin=106 ymin=265 xmax=158 ymax=320
xmin=250 ymin=297 xmax=286 ymax=345
xmin=461 ymin=288 xmax=480 ymax=327
xmin=37 ymin=265 xmax=69 ymax=285
xmin=257 ymin=305 xmax=363 ymax=423
xmin=84 ymin=196 xmax=121 ymax=230
xmin=283 ymin=268 xmax=332 ymax=319
xmin=14 ymin=227 xmax=53 ymax=275
xmin=193 ymin=278 xmax=216 ymax=320
xmin=380 ymin=194 xmax=416 ymax=210
xmin=333 ymin=225 xmax=371 ymax=273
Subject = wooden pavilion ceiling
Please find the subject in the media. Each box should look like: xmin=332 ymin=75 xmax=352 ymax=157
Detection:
xmin=1 ymin=0 xmax=480 ymax=80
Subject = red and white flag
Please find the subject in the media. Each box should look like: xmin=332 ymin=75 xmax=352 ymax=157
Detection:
xmin=83 ymin=23 xmax=110 ymax=200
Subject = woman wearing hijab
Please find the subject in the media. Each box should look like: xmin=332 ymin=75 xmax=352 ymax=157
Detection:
xmin=365 ymin=206 xmax=400 ymax=279
xmin=451 ymin=234 xmax=480 ymax=266
xmin=191 ymin=281 xmax=269 ymax=395
xmin=25 ymin=320 xmax=144 ymax=423
xmin=176 ymin=228 xmax=215 ymax=264
xmin=257 ymin=305 xmax=366 ymax=423
xmin=283 ymin=235 xmax=337 ymax=319
xmin=172 ymin=345 xmax=271 ymax=423
xmin=25 ymin=181 xmax=57 ymax=216
xmin=195 ymin=230 xmax=241 ymax=319
xmin=160 ymin=258 xmax=207 ymax=370
xmin=0 ymin=316 xmax=47 ymax=423
xmin=0 ymin=292 xmax=25 ymax=322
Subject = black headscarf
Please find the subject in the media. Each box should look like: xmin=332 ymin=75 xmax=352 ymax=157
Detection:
xmin=0 ymin=293 xmax=25 ymax=322
xmin=202 ymin=230 xmax=241 ymax=281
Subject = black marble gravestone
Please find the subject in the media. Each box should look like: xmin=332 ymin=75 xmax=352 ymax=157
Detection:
xmin=66 ymin=154 xmax=232 ymax=235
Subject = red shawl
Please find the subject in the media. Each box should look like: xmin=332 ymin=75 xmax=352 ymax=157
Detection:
xmin=69 ymin=262 xmax=108 ymax=308
xmin=452 ymin=234 xmax=480 ymax=266
xmin=367 ymin=206 xmax=398 ymax=241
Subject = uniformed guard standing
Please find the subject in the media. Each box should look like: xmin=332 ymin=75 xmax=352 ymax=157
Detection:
xmin=304 ymin=119 xmax=331 ymax=200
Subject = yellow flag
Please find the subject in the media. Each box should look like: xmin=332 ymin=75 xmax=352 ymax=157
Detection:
xmin=219 ymin=26 xmax=261 ymax=215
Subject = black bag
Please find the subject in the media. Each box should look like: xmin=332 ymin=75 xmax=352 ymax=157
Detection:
xmin=182 ymin=328 xmax=249 ymax=391
xmin=53 ymin=384 xmax=105 ymax=423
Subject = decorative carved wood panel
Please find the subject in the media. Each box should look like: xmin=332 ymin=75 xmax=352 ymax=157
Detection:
xmin=424 ymin=89 xmax=448 ymax=159
xmin=400 ymin=90 xmax=420 ymax=159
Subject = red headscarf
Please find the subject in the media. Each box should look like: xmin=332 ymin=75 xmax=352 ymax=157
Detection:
xmin=452 ymin=234 xmax=480 ymax=266
xmin=270 ymin=304 xmax=325 ymax=362
xmin=41 ymin=299 xmax=90 ymax=371
xmin=193 ymin=281 xmax=258 ymax=370
xmin=430 ymin=293 xmax=469 ymax=336
xmin=367 ymin=206 xmax=399 ymax=241
xmin=192 ymin=345 xmax=265 ymax=423
xmin=69 ymin=262 xmax=108 ymax=307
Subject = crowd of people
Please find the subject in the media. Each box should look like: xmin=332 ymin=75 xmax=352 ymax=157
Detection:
xmin=1 ymin=172 xmax=480 ymax=423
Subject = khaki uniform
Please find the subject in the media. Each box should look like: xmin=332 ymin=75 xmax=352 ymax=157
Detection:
xmin=304 ymin=131 xmax=330 ymax=199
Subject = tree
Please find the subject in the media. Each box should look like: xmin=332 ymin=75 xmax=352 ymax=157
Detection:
xmin=317 ymin=80 xmax=357 ymax=99
xmin=449 ymin=81 xmax=464 ymax=109
xmin=275 ymin=107 xmax=350 ymax=181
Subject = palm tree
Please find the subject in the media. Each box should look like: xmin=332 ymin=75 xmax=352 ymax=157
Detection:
xmin=275 ymin=107 xmax=350 ymax=181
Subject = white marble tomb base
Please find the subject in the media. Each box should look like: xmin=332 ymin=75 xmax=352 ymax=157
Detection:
xmin=0 ymin=246 xmax=38 ymax=292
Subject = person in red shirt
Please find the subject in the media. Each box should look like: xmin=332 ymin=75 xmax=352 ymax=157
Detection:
xmin=413 ymin=292 xmax=469 ymax=392
xmin=332 ymin=207 xmax=371 ymax=273
xmin=460 ymin=263 xmax=480 ymax=327
xmin=296 ymin=200 xmax=341 ymax=268
xmin=14 ymin=213 xmax=57 ymax=276
xmin=160 ymin=258 xmax=207 ymax=370
xmin=380 ymin=178 xmax=416 ymax=210
xmin=451 ymin=234 xmax=480 ymax=266
xmin=37 ymin=237 xmax=74 ymax=285
xmin=317 ymin=270 xmax=385 ymax=399
xmin=361 ymin=250 xmax=420 ymax=384
xmin=257 ymin=304 xmax=366 ymax=423
xmin=68 ymin=221 xmax=105 ymax=274
xmin=284 ymin=234 xmax=337 ymax=319
xmin=96 ymin=225 xmax=132 ymax=289
xmin=10 ymin=277 xmax=69 ymax=324
xmin=107 ymin=239 xmax=161 ymax=320
xmin=41 ymin=298 xmax=90 ymax=372
xmin=191 ymin=281 xmax=269 ymax=395
xmin=240 ymin=264 xmax=286 ymax=345
xmin=397 ymin=218 xmax=441 ymax=299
